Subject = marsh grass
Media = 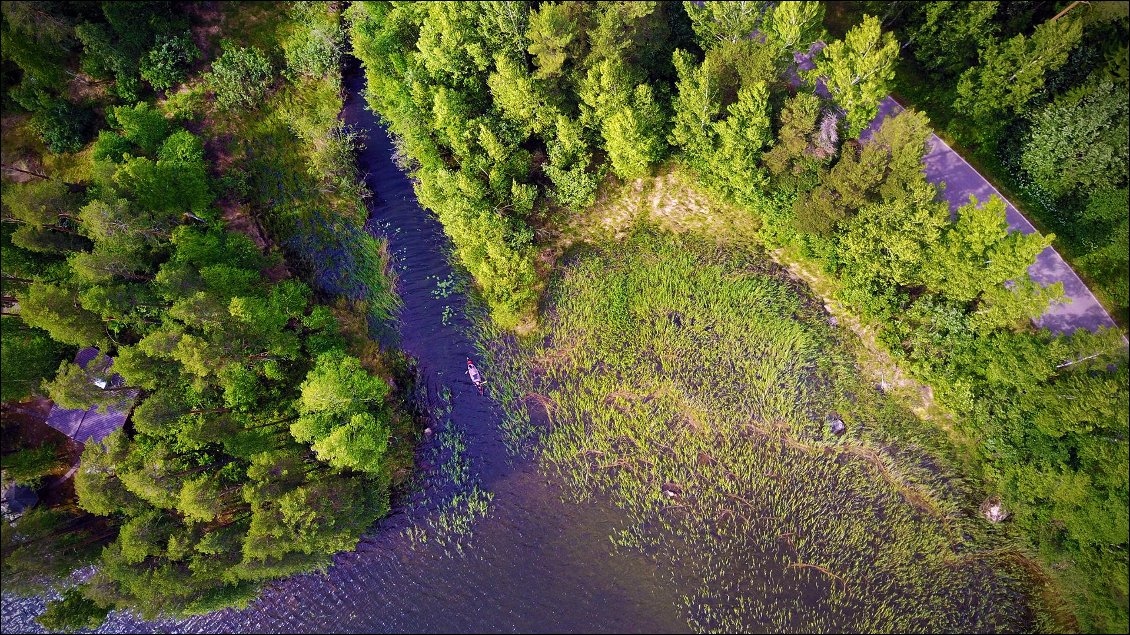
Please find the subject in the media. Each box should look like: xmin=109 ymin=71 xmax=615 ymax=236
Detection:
xmin=401 ymin=387 xmax=494 ymax=552
xmin=480 ymin=230 xmax=1038 ymax=632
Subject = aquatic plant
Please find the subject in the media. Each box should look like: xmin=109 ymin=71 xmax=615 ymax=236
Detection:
xmin=482 ymin=230 xmax=1037 ymax=632
xmin=401 ymin=387 xmax=494 ymax=551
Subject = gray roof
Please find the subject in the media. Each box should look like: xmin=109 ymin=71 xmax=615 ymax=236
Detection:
xmin=45 ymin=347 xmax=136 ymax=444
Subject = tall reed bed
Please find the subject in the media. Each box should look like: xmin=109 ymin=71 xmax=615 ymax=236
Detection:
xmin=480 ymin=230 xmax=1037 ymax=632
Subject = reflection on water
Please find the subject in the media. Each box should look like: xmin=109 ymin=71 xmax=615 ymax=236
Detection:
xmin=0 ymin=58 xmax=689 ymax=635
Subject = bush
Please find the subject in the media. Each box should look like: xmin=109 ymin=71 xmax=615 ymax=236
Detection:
xmin=157 ymin=129 xmax=205 ymax=164
xmin=0 ymin=316 xmax=71 ymax=402
xmin=38 ymin=587 xmax=110 ymax=632
xmin=208 ymin=43 xmax=273 ymax=111
xmin=284 ymin=16 xmax=344 ymax=79
xmin=112 ymin=102 xmax=170 ymax=155
xmin=159 ymin=82 xmax=206 ymax=121
xmin=0 ymin=444 xmax=63 ymax=487
xmin=140 ymin=31 xmax=201 ymax=92
xmin=30 ymin=99 xmax=90 ymax=154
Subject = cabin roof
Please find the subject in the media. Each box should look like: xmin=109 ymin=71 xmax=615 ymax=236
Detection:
xmin=45 ymin=347 xmax=136 ymax=445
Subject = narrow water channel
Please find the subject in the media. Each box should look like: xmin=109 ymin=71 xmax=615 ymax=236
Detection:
xmin=0 ymin=59 xmax=690 ymax=634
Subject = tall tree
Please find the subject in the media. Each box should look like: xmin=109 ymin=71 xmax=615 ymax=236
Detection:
xmin=807 ymin=14 xmax=899 ymax=137
xmin=18 ymin=282 xmax=106 ymax=347
xmin=292 ymin=350 xmax=392 ymax=474
xmin=1021 ymin=80 xmax=1129 ymax=197
xmin=953 ymin=15 xmax=1083 ymax=143
xmin=43 ymin=353 xmax=135 ymax=413
xmin=764 ymin=1 xmax=825 ymax=56
xmin=0 ymin=316 xmax=70 ymax=402
xmin=683 ymin=1 xmax=770 ymax=47
xmin=669 ymin=49 xmax=722 ymax=166
xmin=921 ymin=195 xmax=1054 ymax=304
xmin=711 ymin=81 xmax=773 ymax=201
xmin=602 ymin=84 xmax=667 ymax=179
xmin=526 ymin=1 xmax=582 ymax=79
xmin=544 ymin=115 xmax=600 ymax=210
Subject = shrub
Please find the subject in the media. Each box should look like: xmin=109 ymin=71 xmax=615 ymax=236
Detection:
xmin=30 ymin=98 xmax=90 ymax=154
xmin=157 ymin=129 xmax=205 ymax=164
xmin=208 ymin=43 xmax=273 ymax=111
xmin=112 ymin=102 xmax=170 ymax=156
xmin=284 ymin=17 xmax=344 ymax=79
xmin=140 ymin=31 xmax=201 ymax=92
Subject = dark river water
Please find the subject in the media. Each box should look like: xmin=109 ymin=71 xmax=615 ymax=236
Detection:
xmin=0 ymin=60 xmax=689 ymax=634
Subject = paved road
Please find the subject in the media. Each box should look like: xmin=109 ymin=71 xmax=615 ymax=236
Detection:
xmin=865 ymin=97 xmax=1120 ymax=336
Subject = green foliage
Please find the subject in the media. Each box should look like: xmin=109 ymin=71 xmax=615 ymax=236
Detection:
xmin=44 ymin=353 xmax=134 ymax=413
xmin=113 ymin=153 xmax=211 ymax=217
xmin=668 ymin=48 xmax=722 ymax=165
xmin=208 ymin=43 xmax=273 ymax=111
xmin=283 ymin=2 xmax=345 ymax=79
xmin=920 ymin=195 xmax=1054 ymax=303
xmin=907 ymin=1 xmax=999 ymax=78
xmin=602 ymin=83 xmax=667 ymax=179
xmin=953 ymin=16 xmax=1083 ymax=143
xmin=0 ymin=444 xmax=63 ymax=487
xmin=763 ymin=92 xmax=826 ymax=190
xmin=158 ymin=129 xmax=205 ymax=164
xmin=1 ymin=502 xmax=109 ymax=596
xmin=709 ymin=81 xmax=771 ymax=202
xmin=1 ymin=178 xmax=79 ymax=229
xmin=73 ymin=2 xmax=188 ymax=101
xmin=92 ymin=130 xmax=133 ymax=163
xmin=526 ymin=1 xmax=580 ymax=79
xmin=0 ymin=6 xmax=412 ymax=627
xmin=29 ymin=97 xmax=91 ymax=154
xmin=1078 ymin=188 xmax=1129 ymax=308
xmin=764 ymin=0 xmax=825 ymax=55
xmin=37 ymin=587 xmax=110 ymax=632
xmin=683 ymin=0 xmax=769 ymax=47
xmin=1021 ymin=81 xmax=1129 ymax=198
xmin=293 ymin=350 xmax=392 ymax=474
xmin=488 ymin=53 xmax=559 ymax=136
xmin=1 ymin=2 xmax=78 ymax=89
xmin=794 ymin=140 xmax=886 ymax=236
xmin=140 ymin=31 xmax=201 ymax=92
xmin=839 ymin=183 xmax=949 ymax=291
xmin=808 ymin=14 xmax=899 ymax=137
xmin=544 ymin=115 xmax=601 ymax=210
xmin=19 ymin=282 xmax=105 ymax=347
xmin=112 ymin=102 xmax=170 ymax=156
xmin=0 ymin=316 xmax=70 ymax=402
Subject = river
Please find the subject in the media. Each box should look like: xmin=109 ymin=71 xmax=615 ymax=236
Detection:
xmin=0 ymin=59 xmax=690 ymax=634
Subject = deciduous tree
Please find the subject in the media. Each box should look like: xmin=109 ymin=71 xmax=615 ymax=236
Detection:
xmin=807 ymin=15 xmax=899 ymax=137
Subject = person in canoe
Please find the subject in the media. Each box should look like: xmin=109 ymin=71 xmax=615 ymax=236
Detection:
xmin=466 ymin=358 xmax=485 ymax=395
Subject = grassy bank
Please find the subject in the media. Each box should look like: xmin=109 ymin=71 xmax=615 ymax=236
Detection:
xmin=172 ymin=2 xmax=399 ymax=321
xmin=478 ymin=230 xmax=1042 ymax=632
